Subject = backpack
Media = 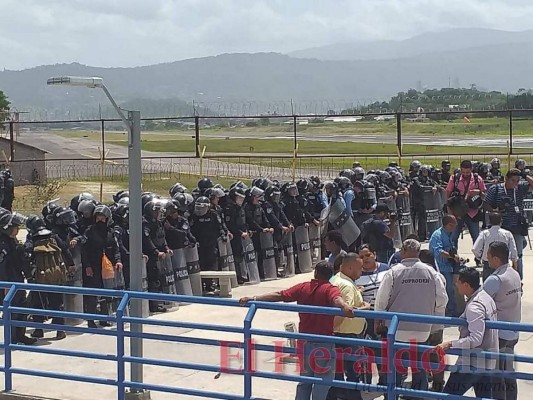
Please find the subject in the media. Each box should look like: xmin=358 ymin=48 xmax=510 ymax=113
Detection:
xmin=33 ymin=237 xmax=67 ymax=285
xmin=361 ymin=218 xmax=382 ymax=251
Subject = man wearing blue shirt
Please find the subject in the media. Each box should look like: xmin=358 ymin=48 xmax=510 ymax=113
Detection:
xmin=484 ymin=168 xmax=533 ymax=279
xmin=429 ymin=215 xmax=460 ymax=316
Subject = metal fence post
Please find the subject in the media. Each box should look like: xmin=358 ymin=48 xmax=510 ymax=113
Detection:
xmin=509 ymin=110 xmax=513 ymax=155
xmin=116 ymin=293 xmax=129 ymax=400
xmin=195 ymin=116 xmax=200 ymax=158
xmin=9 ymin=121 xmax=14 ymax=162
xmin=387 ymin=315 xmax=399 ymax=400
xmin=396 ymin=113 xmax=402 ymax=161
xmin=3 ymin=285 xmax=17 ymax=392
xmin=243 ymin=304 xmax=257 ymax=400
xmin=293 ymin=115 xmax=297 ymax=153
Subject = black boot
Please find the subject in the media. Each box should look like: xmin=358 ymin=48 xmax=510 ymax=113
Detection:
xmin=14 ymin=327 xmax=37 ymax=345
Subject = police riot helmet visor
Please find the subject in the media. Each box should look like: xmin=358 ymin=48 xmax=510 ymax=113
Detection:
xmin=57 ymin=209 xmax=77 ymax=225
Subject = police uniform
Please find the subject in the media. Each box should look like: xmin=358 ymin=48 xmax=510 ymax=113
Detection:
xmin=245 ymin=202 xmax=271 ymax=279
xmin=142 ymin=218 xmax=170 ymax=309
xmin=224 ymin=199 xmax=248 ymax=282
xmin=0 ymin=232 xmax=35 ymax=344
xmin=191 ymin=207 xmax=226 ymax=270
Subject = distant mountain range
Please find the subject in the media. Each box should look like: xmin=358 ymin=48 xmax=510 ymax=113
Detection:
xmin=1 ymin=28 xmax=532 ymax=118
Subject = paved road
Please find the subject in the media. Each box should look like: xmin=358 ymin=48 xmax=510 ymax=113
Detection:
xmin=16 ymin=132 xmax=307 ymax=181
xmin=140 ymin=129 xmax=533 ymax=148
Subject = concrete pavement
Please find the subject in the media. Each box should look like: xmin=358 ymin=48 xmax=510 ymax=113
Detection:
xmin=0 ymin=231 xmax=532 ymax=399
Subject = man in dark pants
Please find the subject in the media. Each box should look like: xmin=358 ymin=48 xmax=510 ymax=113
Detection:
xmin=244 ymin=187 xmax=272 ymax=280
xmin=240 ymin=261 xmax=354 ymax=400
xmin=0 ymin=211 xmax=36 ymax=345
xmin=483 ymin=241 xmax=522 ymax=400
xmin=437 ymin=268 xmax=498 ymax=397
xmin=224 ymin=187 xmax=249 ymax=284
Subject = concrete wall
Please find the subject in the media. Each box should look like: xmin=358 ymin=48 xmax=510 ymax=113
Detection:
xmin=0 ymin=138 xmax=47 ymax=185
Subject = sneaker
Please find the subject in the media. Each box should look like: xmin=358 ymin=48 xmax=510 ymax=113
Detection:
xmin=88 ymin=320 xmax=98 ymax=329
xmin=99 ymin=321 xmax=112 ymax=328
xmin=31 ymin=329 xmax=44 ymax=338
xmin=56 ymin=331 xmax=67 ymax=340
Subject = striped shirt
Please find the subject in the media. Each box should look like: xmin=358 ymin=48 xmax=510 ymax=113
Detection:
xmin=484 ymin=182 xmax=530 ymax=231
xmin=355 ymin=263 xmax=390 ymax=309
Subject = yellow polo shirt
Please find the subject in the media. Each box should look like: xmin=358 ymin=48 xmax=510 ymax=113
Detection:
xmin=330 ymin=272 xmax=366 ymax=334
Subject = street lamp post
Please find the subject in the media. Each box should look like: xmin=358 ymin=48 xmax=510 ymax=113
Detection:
xmin=47 ymin=76 xmax=148 ymax=399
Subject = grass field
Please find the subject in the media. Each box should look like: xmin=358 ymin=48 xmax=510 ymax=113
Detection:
xmin=52 ymin=130 xmax=518 ymax=155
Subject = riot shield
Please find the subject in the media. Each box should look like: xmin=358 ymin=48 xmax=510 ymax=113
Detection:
xmin=260 ymin=231 xmax=278 ymax=280
xmin=171 ymin=248 xmax=193 ymax=297
xmin=64 ymin=245 xmax=83 ymax=325
xmin=422 ymin=185 xmax=440 ymax=237
xmin=308 ymin=223 xmax=321 ymax=263
xmin=225 ymin=240 xmax=238 ymax=288
xmin=295 ymin=225 xmax=313 ymax=273
xmin=157 ymin=254 xmax=178 ymax=309
xmin=218 ymin=238 xmax=229 ymax=271
xmin=242 ymin=237 xmax=260 ymax=284
xmin=396 ymin=192 xmax=414 ymax=242
xmin=328 ymin=198 xmax=360 ymax=247
xmin=185 ymin=245 xmax=202 ymax=296
xmin=281 ymin=232 xmax=295 ymax=277
xmin=378 ymin=192 xmax=402 ymax=249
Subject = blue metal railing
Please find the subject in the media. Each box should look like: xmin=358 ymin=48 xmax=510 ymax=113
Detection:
xmin=0 ymin=281 xmax=531 ymax=399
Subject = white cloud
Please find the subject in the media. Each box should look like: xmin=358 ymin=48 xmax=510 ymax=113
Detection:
xmin=1 ymin=0 xmax=533 ymax=69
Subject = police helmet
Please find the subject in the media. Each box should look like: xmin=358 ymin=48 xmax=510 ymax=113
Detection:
xmin=479 ymin=163 xmax=490 ymax=175
xmin=230 ymin=180 xmax=248 ymax=191
xmin=296 ymin=179 xmax=310 ymax=195
xmin=353 ymin=167 xmax=365 ymax=182
xmin=194 ymin=196 xmax=210 ymax=216
xmin=388 ymin=162 xmax=399 ymax=168
xmin=117 ymin=197 xmax=129 ymax=206
xmin=169 ymin=183 xmax=188 ymax=197
xmin=420 ymin=165 xmax=431 ymax=176
xmin=264 ymin=186 xmax=281 ymax=203
xmin=0 ymin=211 xmax=24 ymax=234
xmin=3 ymin=169 xmax=11 ymax=179
xmin=143 ymin=200 xmax=165 ymax=220
xmin=197 ymin=177 xmax=214 ymax=192
xmin=229 ymin=187 xmax=246 ymax=203
xmin=352 ymin=162 xmax=361 ymax=169
xmin=26 ymin=214 xmax=47 ymax=234
xmin=441 ymin=160 xmax=451 ymax=170
xmin=409 ymin=160 xmax=422 ymax=172
xmin=94 ymin=204 xmax=112 ymax=221
xmin=391 ymin=169 xmax=403 ymax=183
xmin=309 ymin=176 xmax=323 ymax=190
xmin=378 ymin=171 xmax=392 ymax=183
xmin=53 ymin=207 xmax=77 ymax=227
xmin=206 ymin=187 xmax=225 ymax=199
xmin=78 ymin=199 xmax=96 ymax=219
xmin=515 ymin=159 xmax=526 ymax=170
xmin=112 ymin=190 xmax=129 ymax=204
xmin=490 ymin=158 xmax=500 ymax=169
xmin=284 ymin=182 xmax=298 ymax=197
xmin=141 ymin=193 xmax=156 ymax=210
xmin=365 ymin=174 xmax=379 ymax=186
xmin=339 ymin=169 xmax=355 ymax=181
xmin=249 ymin=186 xmax=264 ymax=199
xmin=113 ymin=204 xmax=129 ymax=227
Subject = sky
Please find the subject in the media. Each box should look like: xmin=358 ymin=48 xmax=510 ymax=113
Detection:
xmin=1 ymin=0 xmax=533 ymax=70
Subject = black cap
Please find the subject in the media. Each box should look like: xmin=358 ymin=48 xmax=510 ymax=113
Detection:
xmin=375 ymin=204 xmax=390 ymax=213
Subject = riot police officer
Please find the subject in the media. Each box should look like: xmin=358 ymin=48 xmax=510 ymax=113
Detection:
xmin=1 ymin=169 xmax=14 ymax=211
xmin=224 ymin=187 xmax=249 ymax=283
xmin=244 ymin=187 xmax=272 ymax=279
xmin=410 ymin=165 xmax=437 ymax=241
xmin=142 ymin=199 xmax=172 ymax=312
xmin=409 ymin=160 xmax=422 ymax=180
xmin=306 ymin=176 xmax=327 ymax=221
xmin=0 ymin=210 xmax=37 ymax=344
xmin=112 ymin=204 xmax=131 ymax=289
xmin=191 ymin=196 xmax=228 ymax=292
xmin=490 ymin=158 xmax=503 ymax=183
xmin=441 ymin=160 xmax=452 ymax=186
xmin=515 ymin=159 xmax=529 ymax=179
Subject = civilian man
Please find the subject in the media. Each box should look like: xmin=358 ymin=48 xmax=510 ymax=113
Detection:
xmin=472 ymin=212 xmax=518 ymax=281
xmin=438 ymin=268 xmax=498 ymax=397
xmin=375 ymin=239 xmax=448 ymax=398
xmin=240 ymin=261 xmax=354 ymax=400
xmin=483 ymin=241 xmax=522 ymax=400
xmin=484 ymin=168 xmax=533 ymax=279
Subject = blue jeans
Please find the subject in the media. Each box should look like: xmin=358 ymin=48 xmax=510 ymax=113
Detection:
xmin=296 ymin=341 xmax=336 ymax=400
xmin=451 ymin=215 xmax=480 ymax=248
xmin=512 ymin=233 xmax=524 ymax=280
xmin=441 ymin=270 xmax=457 ymax=317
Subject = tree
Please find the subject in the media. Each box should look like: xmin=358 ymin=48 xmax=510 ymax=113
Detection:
xmin=0 ymin=90 xmax=10 ymax=121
